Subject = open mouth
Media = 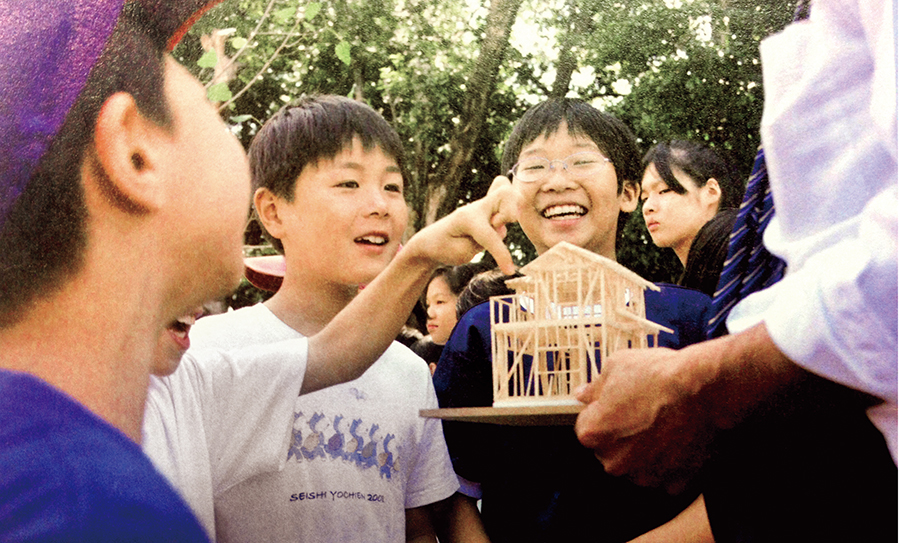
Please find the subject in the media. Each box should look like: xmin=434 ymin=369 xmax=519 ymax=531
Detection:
xmin=167 ymin=313 xmax=198 ymax=347
xmin=541 ymin=204 xmax=587 ymax=220
xmin=355 ymin=234 xmax=389 ymax=246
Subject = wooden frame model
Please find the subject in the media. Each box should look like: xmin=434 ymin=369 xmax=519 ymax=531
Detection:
xmin=489 ymin=242 xmax=672 ymax=407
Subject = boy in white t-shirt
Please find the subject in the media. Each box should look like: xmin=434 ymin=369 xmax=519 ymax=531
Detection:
xmin=178 ymin=95 xmax=480 ymax=542
xmin=142 ymin=94 xmax=521 ymax=541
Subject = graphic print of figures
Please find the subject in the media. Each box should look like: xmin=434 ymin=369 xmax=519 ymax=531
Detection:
xmin=301 ymin=412 xmax=326 ymax=460
xmin=287 ymin=411 xmax=304 ymax=462
xmin=346 ymin=418 xmax=364 ymax=461
xmin=325 ymin=415 xmax=345 ymax=459
xmin=358 ymin=424 xmax=380 ymax=469
xmin=378 ymin=433 xmax=396 ymax=479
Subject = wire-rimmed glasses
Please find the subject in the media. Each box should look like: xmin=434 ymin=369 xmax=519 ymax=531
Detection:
xmin=508 ymin=152 xmax=612 ymax=183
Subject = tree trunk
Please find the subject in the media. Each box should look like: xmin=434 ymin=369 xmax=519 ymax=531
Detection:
xmin=423 ymin=0 xmax=524 ymax=226
xmin=550 ymin=0 xmax=596 ymax=98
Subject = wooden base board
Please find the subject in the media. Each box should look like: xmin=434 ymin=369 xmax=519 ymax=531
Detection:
xmin=419 ymin=404 xmax=584 ymax=426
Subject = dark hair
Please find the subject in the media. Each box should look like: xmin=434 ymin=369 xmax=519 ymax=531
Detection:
xmin=249 ymin=95 xmax=407 ymax=254
xmin=423 ymin=261 xmax=493 ymax=309
xmin=0 ymin=3 xmax=171 ymax=328
xmin=410 ymin=336 xmax=443 ymax=365
xmin=500 ymin=98 xmax=642 ymax=245
xmin=642 ymin=140 xmax=744 ymax=210
xmin=455 ymin=268 xmax=521 ymax=320
xmin=680 ymin=208 xmax=739 ymax=296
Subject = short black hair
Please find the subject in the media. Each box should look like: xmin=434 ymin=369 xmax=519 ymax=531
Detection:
xmin=455 ymin=268 xmax=521 ymax=320
xmin=0 ymin=3 xmax=171 ymax=328
xmin=642 ymin=140 xmax=745 ymax=211
xmin=248 ymin=95 xmax=407 ymax=254
xmin=501 ymin=98 xmax=642 ymax=246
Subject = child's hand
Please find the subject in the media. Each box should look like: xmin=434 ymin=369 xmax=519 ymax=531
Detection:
xmin=404 ymin=176 xmax=522 ymax=274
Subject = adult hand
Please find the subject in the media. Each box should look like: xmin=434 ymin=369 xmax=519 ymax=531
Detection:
xmin=574 ymin=324 xmax=802 ymax=494
xmin=574 ymin=345 xmax=716 ymax=494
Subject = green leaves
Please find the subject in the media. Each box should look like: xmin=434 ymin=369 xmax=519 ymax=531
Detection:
xmin=231 ymin=37 xmax=248 ymax=50
xmin=179 ymin=0 xmax=794 ymax=283
xmin=335 ymin=41 xmax=351 ymax=65
xmin=207 ymin=82 xmax=233 ymax=102
xmin=198 ymin=50 xmax=233 ymax=102
xmin=274 ymin=2 xmax=322 ymax=23
xmin=273 ymin=6 xmax=297 ymax=23
xmin=197 ymin=50 xmax=218 ymax=68
xmin=305 ymin=2 xmax=322 ymax=21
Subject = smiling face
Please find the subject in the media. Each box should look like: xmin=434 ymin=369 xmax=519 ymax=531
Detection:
xmin=640 ymin=163 xmax=719 ymax=264
xmin=514 ymin=123 xmax=637 ymax=258
xmin=271 ymin=138 xmax=408 ymax=288
xmin=425 ymin=275 xmax=458 ymax=345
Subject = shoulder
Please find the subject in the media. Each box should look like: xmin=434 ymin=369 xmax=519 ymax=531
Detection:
xmin=433 ymin=302 xmax=495 ymax=406
xmin=190 ymin=304 xmax=295 ymax=349
xmin=447 ymin=301 xmax=493 ymax=346
xmin=458 ymin=299 xmax=492 ymax=325
xmin=438 ymin=301 xmax=493 ymax=367
xmin=646 ymin=284 xmax=712 ymax=348
xmin=382 ymin=341 xmax=432 ymax=378
xmin=0 ymin=373 xmax=206 ymax=541
xmin=648 ymin=283 xmax=712 ymax=309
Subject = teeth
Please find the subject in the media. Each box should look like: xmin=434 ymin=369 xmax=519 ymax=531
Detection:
xmin=356 ymin=235 xmax=387 ymax=245
xmin=542 ymin=204 xmax=587 ymax=219
xmin=176 ymin=314 xmax=197 ymax=326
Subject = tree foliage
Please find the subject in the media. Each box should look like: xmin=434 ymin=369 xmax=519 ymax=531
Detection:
xmin=175 ymin=0 xmax=796 ymax=284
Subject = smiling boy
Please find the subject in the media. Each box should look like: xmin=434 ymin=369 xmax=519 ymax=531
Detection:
xmin=432 ymin=98 xmax=712 ymax=543
xmin=0 ymin=3 xmax=519 ymax=538
xmin=174 ymin=95 xmax=461 ymax=543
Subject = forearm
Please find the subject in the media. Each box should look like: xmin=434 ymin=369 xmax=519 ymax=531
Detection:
xmin=432 ymin=492 xmax=491 ymax=543
xmin=406 ymin=504 xmax=438 ymax=543
xmin=689 ymin=322 xmax=807 ymax=430
xmin=628 ymin=494 xmax=712 ymax=543
xmin=303 ymin=176 xmax=520 ymax=394
xmin=304 ymin=248 xmax=434 ymax=393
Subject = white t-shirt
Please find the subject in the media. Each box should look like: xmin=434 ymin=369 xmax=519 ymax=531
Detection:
xmin=727 ymin=0 xmax=897 ymax=462
xmin=188 ymin=304 xmax=459 ymax=543
xmin=143 ymin=338 xmax=309 ymax=539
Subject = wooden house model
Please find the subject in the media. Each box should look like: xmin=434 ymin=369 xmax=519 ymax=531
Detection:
xmin=489 ymin=242 xmax=672 ymax=407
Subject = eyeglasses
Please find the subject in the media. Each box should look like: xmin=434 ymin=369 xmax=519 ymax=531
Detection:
xmin=509 ymin=152 xmax=612 ymax=183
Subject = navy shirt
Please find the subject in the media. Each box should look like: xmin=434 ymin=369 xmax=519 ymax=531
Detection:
xmin=433 ymin=284 xmax=712 ymax=543
xmin=0 ymin=370 xmax=209 ymax=542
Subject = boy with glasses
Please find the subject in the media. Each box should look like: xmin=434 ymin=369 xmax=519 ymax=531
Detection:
xmin=433 ymin=98 xmax=712 ymax=543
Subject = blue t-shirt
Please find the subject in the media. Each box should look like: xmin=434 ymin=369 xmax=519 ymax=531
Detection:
xmin=0 ymin=370 xmax=209 ymax=542
xmin=432 ymin=284 xmax=712 ymax=543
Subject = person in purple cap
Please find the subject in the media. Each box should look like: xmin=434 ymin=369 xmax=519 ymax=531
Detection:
xmin=0 ymin=1 xmax=522 ymax=540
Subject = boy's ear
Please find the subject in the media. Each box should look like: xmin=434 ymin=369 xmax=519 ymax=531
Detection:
xmin=618 ymin=180 xmax=639 ymax=213
xmin=89 ymin=92 xmax=167 ymax=214
xmin=703 ymin=178 xmax=722 ymax=208
xmin=254 ymin=187 xmax=287 ymax=240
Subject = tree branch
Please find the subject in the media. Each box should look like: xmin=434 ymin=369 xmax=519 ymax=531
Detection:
xmin=205 ymin=0 xmax=279 ymax=90
xmin=218 ymin=17 xmax=301 ymax=112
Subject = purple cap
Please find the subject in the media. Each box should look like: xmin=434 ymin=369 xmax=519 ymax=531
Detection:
xmin=0 ymin=0 xmax=223 ymax=230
